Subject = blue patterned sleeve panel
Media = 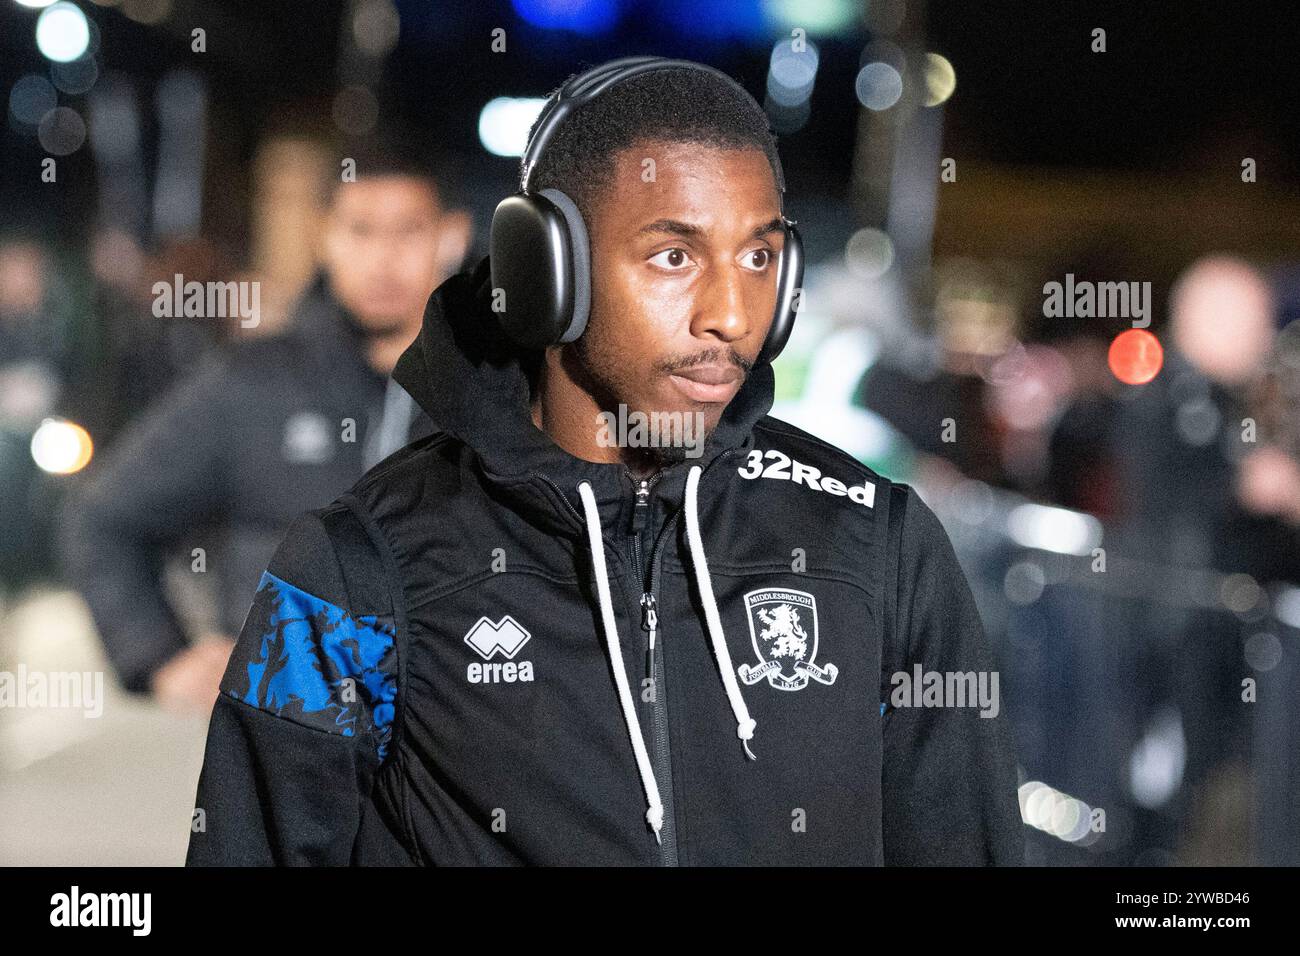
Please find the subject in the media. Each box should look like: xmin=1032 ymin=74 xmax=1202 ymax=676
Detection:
xmin=222 ymin=571 xmax=398 ymax=761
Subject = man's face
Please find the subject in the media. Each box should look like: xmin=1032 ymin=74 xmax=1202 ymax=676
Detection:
xmin=574 ymin=141 xmax=784 ymax=446
xmin=321 ymin=176 xmax=447 ymax=335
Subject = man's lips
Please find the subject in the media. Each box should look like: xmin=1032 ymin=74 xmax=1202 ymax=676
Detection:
xmin=667 ymin=363 xmax=744 ymax=403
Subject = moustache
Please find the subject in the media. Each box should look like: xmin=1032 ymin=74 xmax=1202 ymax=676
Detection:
xmin=654 ymin=348 xmax=753 ymax=377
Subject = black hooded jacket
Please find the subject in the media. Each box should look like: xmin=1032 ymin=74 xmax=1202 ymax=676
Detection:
xmin=186 ymin=258 xmax=1024 ymax=866
xmin=63 ymin=275 xmax=436 ymax=692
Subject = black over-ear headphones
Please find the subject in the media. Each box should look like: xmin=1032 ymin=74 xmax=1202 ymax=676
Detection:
xmin=489 ymin=56 xmax=803 ymax=366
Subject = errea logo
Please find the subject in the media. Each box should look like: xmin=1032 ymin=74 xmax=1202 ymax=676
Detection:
xmin=737 ymin=450 xmax=876 ymax=507
xmin=464 ymin=615 xmax=535 ymax=684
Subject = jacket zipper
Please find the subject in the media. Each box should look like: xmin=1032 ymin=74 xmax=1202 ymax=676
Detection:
xmin=630 ymin=452 xmax=746 ymax=864
xmin=630 ymin=478 xmax=657 ymax=682
xmin=537 ymin=451 xmax=743 ymax=865
xmin=538 ymin=471 xmax=679 ymax=862
xmin=626 ymin=470 xmax=681 ymax=867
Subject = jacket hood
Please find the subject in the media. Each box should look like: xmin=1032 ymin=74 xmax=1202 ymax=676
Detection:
xmin=392 ymin=256 xmax=775 ymax=494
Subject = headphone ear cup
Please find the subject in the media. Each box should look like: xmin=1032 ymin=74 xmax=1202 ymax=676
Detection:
xmin=537 ymin=188 xmax=591 ymax=343
xmin=756 ymin=222 xmax=804 ymax=366
xmin=489 ymin=189 xmax=590 ymax=349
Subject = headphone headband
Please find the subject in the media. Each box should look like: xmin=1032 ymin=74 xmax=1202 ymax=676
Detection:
xmin=520 ymin=56 xmax=786 ymax=195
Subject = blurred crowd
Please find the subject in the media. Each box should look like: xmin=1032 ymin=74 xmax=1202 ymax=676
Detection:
xmin=856 ymin=252 xmax=1300 ymax=585
xmin=849 ymin=249 xmax=1300 ymax=864
xmin=4 ymin=129 xmax=470 ymax=709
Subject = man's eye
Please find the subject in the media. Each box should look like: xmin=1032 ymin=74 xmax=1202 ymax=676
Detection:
xmin=739 ymin=248 xmax=773 ymax=272
xmin=648 ymin=248 xmax=692 ymax=270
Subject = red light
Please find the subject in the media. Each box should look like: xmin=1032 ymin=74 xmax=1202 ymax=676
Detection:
xmin=1108 ymin=329 xmax=1164 ymax=384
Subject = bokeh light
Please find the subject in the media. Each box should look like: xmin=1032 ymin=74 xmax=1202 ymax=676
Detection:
xmin=844 ymin=227 xmax=894 ymax=279
xmin=51 ymin=54 xmax=100 ymax=94
xmin=35 ymin=2 xmax=90 ymax=63
xmin=923 ymin=52 xmax=956 ymax=106
xmin=1108 ymin=328 xmax=1164 ymax=384
xmin=761 ymin=0 xmax=856 ymax=35
xmin=1007 ymin=502 xmax=1102 ymax=555
xmin=1003 ymin=560 xmax=1046 ymax=605
xmin=8 ymin=73 xmax=58 ymax=127
xmin=30 ymin=419 xmax=94 ymax=474
xmin=1244 ymin=632 xmax=1283 ymax=672
xmin=121 ymin=0 xmax=171 ymax=25
xmin=1019 ymin=780 xmax=1099 ymax=843
xmin=767 ymin=36 xmax=819 ymax=107
xmin=855 ymin=61 xmax=903 ymax=111
xmin=37 ymin=105 xmax=87 ymax=154
xmin=353 ymin=0 xmax=400 ymax=56
xmin=478 ymin=96 xmax=547 ymax=157
xmin=511 ymin=0 xmax=619 ymax=34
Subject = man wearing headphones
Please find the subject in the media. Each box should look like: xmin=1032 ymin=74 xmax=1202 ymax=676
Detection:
xmin=187 ymin=59 xmax=1023 ymax=866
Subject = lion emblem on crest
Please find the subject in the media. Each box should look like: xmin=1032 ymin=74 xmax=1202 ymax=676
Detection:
xmin=739 ymin=588 xmax=838 ymax=691
xmin=757 ymin=604 xmax=809 ymax=661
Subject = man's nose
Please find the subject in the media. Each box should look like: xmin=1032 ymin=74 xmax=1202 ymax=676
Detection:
xmin=691 ymin=264 xmax=751 ymax=344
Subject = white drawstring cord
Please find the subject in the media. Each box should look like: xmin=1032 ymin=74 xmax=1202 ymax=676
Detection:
xmin=684 ymin=465 xmax=758 ymax=760
xmin=577 ymin=481 xmax=666 ymax=843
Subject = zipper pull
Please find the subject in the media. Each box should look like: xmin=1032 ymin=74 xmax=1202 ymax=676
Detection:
xmin=630 ymin=479 xmax=651 ymax=534
xmin=641 ymin=592 xmax=658 ymax=680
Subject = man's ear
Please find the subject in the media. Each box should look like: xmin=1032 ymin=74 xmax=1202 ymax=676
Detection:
xmin=434 ymin=209 xmax=473 ymax=280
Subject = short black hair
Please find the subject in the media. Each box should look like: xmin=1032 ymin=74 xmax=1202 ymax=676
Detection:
xmin=526 ymin=65 xmax=782 ymax=222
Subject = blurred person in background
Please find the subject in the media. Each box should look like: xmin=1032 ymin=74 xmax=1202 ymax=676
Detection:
xmin=0 ymin=238 xmax=69 ymax=374
xmin=1107 ymin=254 xmax=1277 ymax=864
xmin=853 ymin=259 xmax=1016 ymax=493
xmin=1112 ymin=255 xmax=1276 ymax=567
xmin=1107 ymin=254 xmax=1279 ymax=574
xmin=60 ymin=134 xmax=471 ymax=715
xmin=1227 ymin=323 xmax=1300 ymax=584
xmin=1175 ymin=314 xmax=1300 ymax=866
xmin=66 ymin=234 xmax=237 ymax=446
xmin=0 ymin=238 xmax=75 ymax=590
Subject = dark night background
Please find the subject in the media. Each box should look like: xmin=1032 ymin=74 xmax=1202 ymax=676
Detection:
xmin=4 ymin=1 xmax=1299 ymax=243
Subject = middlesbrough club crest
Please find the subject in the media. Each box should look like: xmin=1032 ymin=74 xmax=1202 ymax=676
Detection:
xmin=738 ymin=588 xmax=838 ymax=692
